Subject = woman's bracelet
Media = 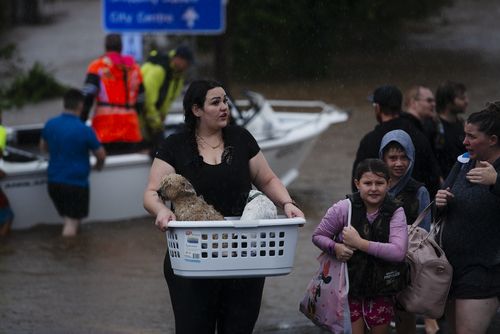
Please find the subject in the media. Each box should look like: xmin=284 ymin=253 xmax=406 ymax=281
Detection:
xmin=282 ymin=200 xmax=298 ymax=210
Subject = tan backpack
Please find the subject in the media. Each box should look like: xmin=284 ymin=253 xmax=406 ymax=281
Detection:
xmin=396 ymin=202 xmax=453 ymax=318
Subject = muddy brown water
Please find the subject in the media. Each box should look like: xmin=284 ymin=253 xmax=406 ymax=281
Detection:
xmin=2 ymin=0 xmax=500 ymax=333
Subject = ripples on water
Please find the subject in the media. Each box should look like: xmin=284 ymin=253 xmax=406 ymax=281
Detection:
xmin=0 ymin=219 xmax=175 ymax=333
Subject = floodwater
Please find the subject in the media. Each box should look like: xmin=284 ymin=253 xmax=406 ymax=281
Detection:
xmin=2 ymin=0 xmax=500 ymax=333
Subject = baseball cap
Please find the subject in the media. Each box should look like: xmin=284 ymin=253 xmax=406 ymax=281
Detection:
xmin=174 ymin=46 xmax=195 ymax=64
xmin=369 ymin=85 xmax=402 ymax=109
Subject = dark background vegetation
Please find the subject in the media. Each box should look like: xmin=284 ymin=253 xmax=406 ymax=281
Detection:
xmin=222 ymin=0 xmax=452 ymax=80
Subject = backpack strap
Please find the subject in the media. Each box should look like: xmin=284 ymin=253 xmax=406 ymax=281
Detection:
xmin=409 ymin=201 xmax=433 ymax=233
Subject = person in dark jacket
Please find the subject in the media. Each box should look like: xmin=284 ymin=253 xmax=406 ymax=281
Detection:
xmin=427 ymin=80 xmax=468 ymax=179
xmin=435 ymin=101 xmax=500 ymax=334
xmin=351 ymin=84 xmax=442 ymax=197
xmin=402 ymin=85 xmax=436 ymax=138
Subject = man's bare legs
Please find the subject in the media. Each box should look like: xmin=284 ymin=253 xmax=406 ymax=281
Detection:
xmin=62 ymin=217 xmax=80 ymax=237
xmin=0 ymin=220 xmax=11 ymax=237
xmin=424 ymin=318 xmax=440 ymax=334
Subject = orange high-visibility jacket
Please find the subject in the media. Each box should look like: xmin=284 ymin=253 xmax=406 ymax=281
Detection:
xmin=84 ymin=52 xmax=143 ymax=143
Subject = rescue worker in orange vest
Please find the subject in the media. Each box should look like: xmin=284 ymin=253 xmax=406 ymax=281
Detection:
xmin=81 ymin=33 xmax=144 ymax=154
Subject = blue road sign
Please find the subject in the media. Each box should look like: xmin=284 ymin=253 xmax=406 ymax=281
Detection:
xmin=103 ymin=0 xmax=225 ymax=34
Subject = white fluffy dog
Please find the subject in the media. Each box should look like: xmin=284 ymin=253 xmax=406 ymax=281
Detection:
xmin=240 ymin=190 xmax=277 ymax=220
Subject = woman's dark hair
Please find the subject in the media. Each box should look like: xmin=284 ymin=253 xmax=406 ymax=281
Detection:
xmin=182 ymin=80 xmax=227 ymax=166
xmin=354 ymin=158 xmax=390 ymax=182
xmin=467 ymin=101 xmax=500 ymax=146
xmin=183 ymin=79 xmax=224 ymax=133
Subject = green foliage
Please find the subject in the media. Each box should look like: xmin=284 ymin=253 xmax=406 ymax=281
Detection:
xmin=4 ymin=62 xmax=67 ymax=107
xmin=0 ymin=61 xmax=67 ymax=111
xmin=0 ymin=43 xmax=67 ymax=111
xmin=226 ymin=0 xmax=452 ymax=80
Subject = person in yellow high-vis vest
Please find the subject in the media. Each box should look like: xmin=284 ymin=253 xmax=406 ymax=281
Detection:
xmin=0 ymin=117 xmax=14 ymax=237
xmin=140 ymin=46 xmax=193 ymax=156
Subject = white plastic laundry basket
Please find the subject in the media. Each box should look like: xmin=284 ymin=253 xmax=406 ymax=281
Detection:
xmin=166 ymin=217 xmax=305 ymax=278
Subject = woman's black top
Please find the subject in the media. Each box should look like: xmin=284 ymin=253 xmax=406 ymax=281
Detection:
xmin=155 ymin=125 xmax=260 ymax=217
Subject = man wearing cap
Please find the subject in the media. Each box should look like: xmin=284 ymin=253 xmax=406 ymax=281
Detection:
xmin=351 ymin=85 xmax=442 ymax=195
xmin=140 ymin=46 xmax=194 ymax=155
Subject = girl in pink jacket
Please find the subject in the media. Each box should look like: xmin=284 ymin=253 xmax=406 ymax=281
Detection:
xmin=313 ymin=158 xmax=408 ymax=334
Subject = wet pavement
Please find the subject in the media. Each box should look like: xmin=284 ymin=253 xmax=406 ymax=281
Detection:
xmin=2 ymin=0 xmax=500 ymax=333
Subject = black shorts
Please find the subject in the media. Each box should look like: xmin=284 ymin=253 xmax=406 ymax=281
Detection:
xmin=48 ymin=183 xmax=89 ymax=219
xmin=450 ymin=264 xmax=500 ymax=299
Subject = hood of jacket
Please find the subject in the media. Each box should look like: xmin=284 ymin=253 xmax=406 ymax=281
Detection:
xmin=379 ymin=129 xmax=415 ymax=197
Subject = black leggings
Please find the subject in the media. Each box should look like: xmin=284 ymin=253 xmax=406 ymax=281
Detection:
xmin=163 ymin=253 xmax=265 ymax=334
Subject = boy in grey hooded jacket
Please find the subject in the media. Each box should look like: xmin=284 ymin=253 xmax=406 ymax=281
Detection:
xmin=380 ymin=129 xmax=438 ymax=334
xmin=379 ymin=129 xmax=431 ymax=231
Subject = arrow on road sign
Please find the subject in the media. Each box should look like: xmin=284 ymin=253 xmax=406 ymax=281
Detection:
xmin=182 ymin=7 xmax=199 ymax=28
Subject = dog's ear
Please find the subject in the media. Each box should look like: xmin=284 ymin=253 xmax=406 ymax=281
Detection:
xmin=182 ymin=179 xmax=196 ymax=195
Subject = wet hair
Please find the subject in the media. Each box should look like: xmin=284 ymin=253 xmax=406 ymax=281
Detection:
xmin=105 ymin=34 xmax=122 ymax=52
xmin=435 ymin=80 xmax=466 ymax=113
xmin=382 ymin=141 xmax=406 ymax=158
xmin=63 ymin=88 xmax=84 ymax=111
xmin=467 ymin=101 xmax=500 ymax=146
xmin=182 ymin=79 xmax=224 ymax=133
xmin=354 ymin=158 xmax=390 ymax=182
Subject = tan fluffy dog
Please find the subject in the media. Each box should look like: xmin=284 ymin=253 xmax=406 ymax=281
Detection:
xmin=157 ymin=173 xmax=224 ymax=221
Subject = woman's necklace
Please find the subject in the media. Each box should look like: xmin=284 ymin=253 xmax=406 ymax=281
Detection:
xmin=196 ymin=134 xmax=223 ymax=150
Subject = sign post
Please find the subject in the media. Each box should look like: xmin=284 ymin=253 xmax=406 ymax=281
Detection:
xmin=103 ymin=0 xmax=226 ymax=34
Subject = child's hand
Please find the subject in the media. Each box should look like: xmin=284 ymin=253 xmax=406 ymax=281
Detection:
xmin=342 ymin=226 xmax=362 ymax=250
xmin=334 ymin=243 xmax=354 ymax=262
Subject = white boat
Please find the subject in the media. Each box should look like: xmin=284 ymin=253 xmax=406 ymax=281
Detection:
xmin=1 ymin=91 xmax=348 ymax=230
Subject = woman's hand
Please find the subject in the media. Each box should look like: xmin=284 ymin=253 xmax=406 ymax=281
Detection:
xmin=334 ymin=243 xmax=354 ymax=262
xmin=435 ymin=187 xmax=454 ymax=208
xmin=284 ymin=202 xmax=305 ymax=218
xmin=466 ymin=161 xmax=498 ymax=185
xmin=342 ymin=226 xmax=363 ymax=250
xmin=155 ymin=208 xmax=176 ymax=232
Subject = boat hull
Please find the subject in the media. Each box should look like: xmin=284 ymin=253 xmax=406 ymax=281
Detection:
xmin=1 ymin=154 xmax=151 ymax=229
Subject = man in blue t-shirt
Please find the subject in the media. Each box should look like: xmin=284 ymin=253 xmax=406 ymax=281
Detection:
xmin=40 ymin=89 xmax=106 ymax=237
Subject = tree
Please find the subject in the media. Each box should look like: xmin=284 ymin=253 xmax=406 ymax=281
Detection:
xmin=225 ymin=0 xmax=452 ymax=80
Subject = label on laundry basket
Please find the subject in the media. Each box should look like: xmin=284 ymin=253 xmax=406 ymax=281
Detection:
xmin=184 ymin=230 xmax=201 ymax=261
